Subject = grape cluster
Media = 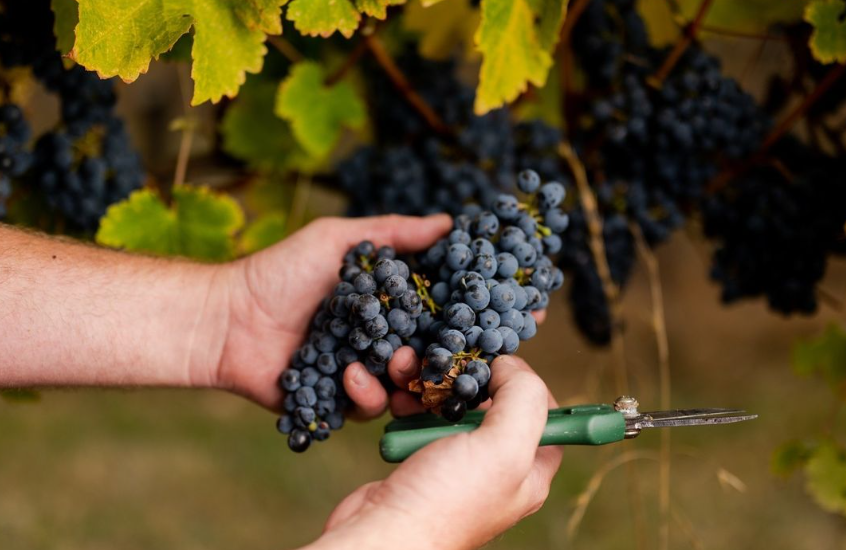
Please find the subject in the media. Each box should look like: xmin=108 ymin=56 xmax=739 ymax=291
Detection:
xmin=702 ymin=140 xmax=846 ymax=314
xmin=276 ymin=170 xmax=569 ymax=452
xmin=0 ymin=104 xmax=33 ymax=216
xmin=0 ymin=0 xmax=144 ymax=230
xmin=337 ymin=54 xmax=564 ymax=218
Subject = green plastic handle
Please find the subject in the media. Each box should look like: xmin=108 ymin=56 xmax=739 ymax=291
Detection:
xmin=380 ymin=404 xmax=626 ymax=463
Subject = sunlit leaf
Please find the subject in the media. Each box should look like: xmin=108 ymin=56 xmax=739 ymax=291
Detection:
xmin=286 ymin=0 xmax=361 ymax=38
xmin=274 ymin=62 xmax=366 ymax=158
xmin=96 ymin=186 xmax=244 ymax=262
xmin=805 ymin=441 xmax=846 ymax=515
xmin=240 ymin=212 xmax=288 ymax=254
xmin=51 ymin=0 xmax=78 ymax=55
xmin=403 ymin=0 xmax=480 ymax=60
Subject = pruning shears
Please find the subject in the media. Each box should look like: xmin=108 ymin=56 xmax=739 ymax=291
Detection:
xmin=379 ymin=396 xmax=757 ymax=463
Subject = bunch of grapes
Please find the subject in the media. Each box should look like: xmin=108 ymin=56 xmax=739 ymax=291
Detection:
xmin=0 ymin=0 xmax=144 ymax=231
xmin=0 ymin=104 xmax=33 ymax=216
xmin=276 ymin=170 xmax=569 ymax=452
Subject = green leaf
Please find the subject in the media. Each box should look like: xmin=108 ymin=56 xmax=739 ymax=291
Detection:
xmin=772 ymin=440 xmax=816 ymax=478
xmin=95 ymin=185 xmax=245 ymax=262
xmin=240 ymin=212 xmax=288 ymax=254
xmin=355 ymin=0 xmax=406 ymax=19
xmin=403 ymin=0 xmax=480 ymax=61
xmin=473 ymin=0 xmax=559 ymax=114
xmin=274 ymin=62 xmax=366 ymax=158
xmin=221 ymin=77 xmax=315 ymax=172
xmin=160 ymin=33 xmax=193 ymax=63
xmin=71 ymin=0 xmax=288 ymax=105
xmin=805 ymin=0 xmax=846 ymax=64
xmin=514 ymin=58 xmax=562 ymax=127
xmin=51 ymin=0 xmax=78 ymax=55
xmin=805 ymin=441 xmax=846 ymax=515
xmin=286 ymin=0 xmax=361 ymax=38
xmin=677 ymin=0 xmax=808 ymax=34
xmin=792 ymin=323 xmax=846 ymax=392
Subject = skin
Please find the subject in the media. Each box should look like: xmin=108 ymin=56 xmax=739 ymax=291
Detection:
xmin=0 ymin=215 xmax=559 ymax=549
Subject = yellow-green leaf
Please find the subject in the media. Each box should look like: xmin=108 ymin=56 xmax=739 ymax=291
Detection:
xmin=221 ymin=77 xmax=315 ymax=172
xmin=356 ymin=0 xmax=406 ymax=19
xmin=805 ymin=441 xmax=846 ymax=515
xmin=96 ymin=186 xmax=244 ymax=262
xmin=772 ymin=440 xmax=815 ymax=478
xmin=71 ymin=0 xmax=288 ymax=105
xmin=528 ymin=0 xmax=567 ymax=52
xmin=514 ymin=64 xmax=562 ymax=127
xmin=805 ymin=0 xmax=846 ymax=64
xmin=51 ymin=0 xmax=78 ymax=55
xmin=474 ymin=0 xmax=554 ymax=114
xmin=274 ymin=62 xmax=366 ymax=158
xmin=286 ymin=0 xmax=361 ymax=38
xmin=240 ymin=212 xmax=288 ymax=254
xmin=403 ymin=0 xmax=479 ymax=61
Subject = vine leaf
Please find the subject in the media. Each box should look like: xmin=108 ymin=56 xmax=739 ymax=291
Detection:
xmin=51 ymin=0 xmax=78 ymax=55
xmin=772 ymin=440 xmax=816 ymax=477
xmin=221 ymin=77 xmax=316 ymax=172
xmin=792 ymin=323 xmax=846 ymax=394
xmin=286 ymin=0 xmax=361 ymax=38
xmin=274 ymin=62 xmax=366 ymax=158
xmin=473 ymin=0 xmax=566 ymax=114
xmin=96 ymin=185 xmax=244 ymax=262
xmin=805 ymin=441 xmax=846 ymax=515
xmin=403 ymin=0 xmax=479 ymax=61
xmin=70 ymin=0 xmax=288 ymax=105
xmin=356 ymin=0 xmax=406 ymax=19
xmin=805 ymin=0 xmax=846 ymax=64
xmin=240 ymin=212 xmax=288 ymax=254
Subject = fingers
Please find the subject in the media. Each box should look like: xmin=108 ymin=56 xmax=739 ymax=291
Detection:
xmin=532 ymin=309 xmax=547 ymax=325
xmin=390 ymin=390 xmax=427 ymax=417
xmin=471 ymin=355 xmax=551 ymax=473
xmin=316 ymin=214 xmax=452 ymax=256
xmin=387 ymin=346 xmax=421 ymax=388
xmin=343 ymin=362 xmax=388 ymax=420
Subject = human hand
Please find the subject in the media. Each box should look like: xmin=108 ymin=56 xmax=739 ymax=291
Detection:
xmin=208 ymin=214 xmax=452 ymax=413
xmin=302 ymin=355 xmax=562 ymax=550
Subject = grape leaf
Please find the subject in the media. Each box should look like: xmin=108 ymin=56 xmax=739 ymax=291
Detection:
xmin=805 ymin=441 xmax=846 ymax=515
xmin=240 ymin=212 xmax=288 ymax=254
xmin=96 ymin=186 xmax=244 ymax=262
xmin=286 ymin=0 xmax=361 ymax=38
xmin=473 ymin=0 xmax=561 ymax=114
xmin=805 ymin=0 xmax=846 ymax=64
xmin=676 ymin=0 xmax=807 ymax=34
xmin=356 ymin=0 xmax=406 ymax=19
xmin=792 ymin=323 xmax=846 ymax=393
xmin=515 ymin=63 xmax=562 ymax=127
xmin=221 ymin=77 xmax=316 ymax=172
xmin=772 ymin=440 xmax=815 ymax=477
xmin=528 ymin=0 xmax=567 ymax=52
xmin=274 ymin=62 xmax=366 ymax=158
xmin=51 ymin=0 xmax=78 ymax=55
xmin=403 ymin=0 xmax=479 ymax=61
xmin=71 ymin=0 xmax=288 ymax=105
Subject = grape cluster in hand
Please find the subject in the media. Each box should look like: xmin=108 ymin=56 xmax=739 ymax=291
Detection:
xmin=276 ymin=170 xmax=569 ymax=452
xmin=0 ymin=104 xmax=33 ymax=216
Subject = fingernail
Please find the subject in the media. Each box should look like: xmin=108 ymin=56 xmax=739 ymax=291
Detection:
xmin=351 ymin=364 xmax=368 ymax=387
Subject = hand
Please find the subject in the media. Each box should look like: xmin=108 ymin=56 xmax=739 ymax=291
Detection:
xmin=209 ymin=214 xmax=452 ymax=413
xmin=304 ymin=355 xmax=562 ymax=550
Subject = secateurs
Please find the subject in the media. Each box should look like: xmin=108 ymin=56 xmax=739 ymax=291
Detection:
xmin=379 ymin=395 xmax=757 ymax=463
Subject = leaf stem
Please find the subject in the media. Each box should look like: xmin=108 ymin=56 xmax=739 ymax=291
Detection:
xmin=363 ymin=34 xmax=451 ymax=136
xmin=649 ymin=0 xmax=715 ymax=87
xmin=172 ymin=65 xmax=195 ymax=202
xmin=268 ymin=36 xmax=304 ymax=64
xmin=325 ymin=39 xmax=369 ymax=86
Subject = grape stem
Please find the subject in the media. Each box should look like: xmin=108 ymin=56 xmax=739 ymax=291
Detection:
xmin=325 ymin=39 xmax=369 ymax=86
xmin=649 ymin=0 xmax=715 ymax=87
xmin=171 ymin=65 xmax=195 ymax=203
xmin=362 ymin=34 xmax=452 ymax=136
xmin=630 ymin=222 xmax=672 ymax=550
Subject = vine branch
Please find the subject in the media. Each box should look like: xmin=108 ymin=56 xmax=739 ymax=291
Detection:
xmin=268 ymin=36 xmax=304 ymax=63
xmin=650 ymin=0 xmax=715 ymax=87
xmin=363 ymin=34 xmax=451 ymax=136
xmin=631 ymin=222 xmax=672 ymax=550
xmin=325 ymin=39 xmax=368 ymax=86
xmin=708 ymin=62 xmax=846 ymax=193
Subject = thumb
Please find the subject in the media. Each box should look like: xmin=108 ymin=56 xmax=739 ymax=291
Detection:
xmin=332 ymin=214 xmax=452 ymax=254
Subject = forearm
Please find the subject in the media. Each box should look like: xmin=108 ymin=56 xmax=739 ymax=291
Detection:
xmin=0 ymin=225 xmax=229 ymax=389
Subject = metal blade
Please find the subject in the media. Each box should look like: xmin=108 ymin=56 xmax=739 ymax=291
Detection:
xmin=641 ymin=414 xmax=758 ymax=429
xmin=639 ymin=408 xmax=746 ymax=421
